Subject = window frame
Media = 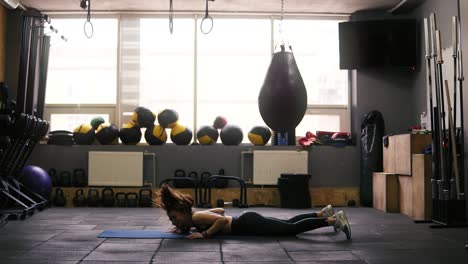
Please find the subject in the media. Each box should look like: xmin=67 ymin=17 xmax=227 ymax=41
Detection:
xmin=44 ymin=13 xmax=351 ymax=138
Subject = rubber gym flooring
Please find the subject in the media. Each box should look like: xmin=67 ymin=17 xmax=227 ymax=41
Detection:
xmin=0 ymin=207 xmax=467 ymax=264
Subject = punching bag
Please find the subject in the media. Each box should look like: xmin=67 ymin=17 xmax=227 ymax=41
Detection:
xmin=360 ymin=110 xmax=385 ymax=207
xmin=258 ymin=46 xmax=307 ymax=145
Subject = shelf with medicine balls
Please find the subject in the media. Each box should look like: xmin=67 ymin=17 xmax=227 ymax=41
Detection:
xmin=49 ymin=107 xmax=272 ymax=146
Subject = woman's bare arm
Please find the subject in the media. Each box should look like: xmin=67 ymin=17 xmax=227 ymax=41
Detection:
xmin=186 ymin=211 xmax=228 ymax=239
xmin=208 ymin=208 xmax=225 ymax=215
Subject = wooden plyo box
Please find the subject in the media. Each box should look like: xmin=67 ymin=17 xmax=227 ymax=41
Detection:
xmin=411 ymin=154 xmax=433 ymax=220
xmin=383 ymin=134 xmax=432 ymax=175
xmin=373 ymin=172 xmax=399 ymax=213
xmin=398 ymin=175 xmax=413 ymax=217
xmin=379 ymin=154 xmax=432 ymax=220
xmin=397 ymin=155 xmax=433 ymax=219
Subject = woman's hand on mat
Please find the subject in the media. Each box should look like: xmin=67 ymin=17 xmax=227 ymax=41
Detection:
xmin=186 ymin=232 xmax=204 ymax=239
xmin=170 ymin=227 xmax=183 ymax=234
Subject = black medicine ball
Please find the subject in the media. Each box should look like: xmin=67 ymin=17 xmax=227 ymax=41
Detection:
xmin=95 ymin=123 xmax=119 ymax=145
xmin=132 ymin=107 xmax=156 ymax=128
xmin=90 ymin=116 xmax=105 ymax=130
xmin=220 ymin=125 xmax=243 ymax=145
xmin=158 ymin=109 xmax=179 ymax=128
xmin=73 ymin=123 xmax=95 ymax=145
xmin=145 ymin=125 xmax=167 ymax=145
xmin=119 ymin=122 xmax=142 ymax=145
xmin=171 ymin=124 xmax=192 ymax=145
xmin=248 ymin=126 xmax=271 ymax=146
xmin=213 ymin=116 xmax=228 ymax=129
xmin=197 ymin=125 xmax=219 ymax=145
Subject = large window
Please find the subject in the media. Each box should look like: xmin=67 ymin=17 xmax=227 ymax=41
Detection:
xmin=275 ymin=19 xmax=349 ymax=137
xmin=45 ymin=15 xmax=349 ymax=143
xmin=44 ymin=18 xmax=118 ymax=131
xmin=197 ymin=19 xmax=271 ymax=136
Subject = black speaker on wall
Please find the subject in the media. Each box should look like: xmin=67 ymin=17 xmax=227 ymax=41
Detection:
xmin=339 ymin=19 xmax=418 ymax=70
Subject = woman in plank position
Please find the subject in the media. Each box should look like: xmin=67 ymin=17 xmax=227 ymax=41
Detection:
xmin=157 ymin=184 xmax=351 ymax=240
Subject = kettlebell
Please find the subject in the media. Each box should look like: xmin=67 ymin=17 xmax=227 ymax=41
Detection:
xmin=73 ymin=189 xmax=86 ymax=207
xmin=200 ymin=171 xmax=211 ymax=188
xmin=232 ymin=198 xmax=240 ymax=208
xmin=73 ymin=169 xmax=87 ymax=187
xmin=173 ymin=169 xmax=186 ymax=188
xmin=214 ymin=168 xmax=228 ymax=188
xmin=48 ymin=168 xmax=58 ymax=187
xmin=59 ymin=171 xmax=71 ymax=187
xmin=87 ymin=188 xmax=100 ymax=207
xmin=185 ymin=171 xmax=198 ymax=188
xmin=101 ymin=188 xmax=115 ymax=207
xmin=138 ymin=188 xmax=153 ymax=207
xmin=53 ymin=188 xmax=67 ymax=207
xmin=115 ymin=192 xmax=126 ymax=207
xmin=126 ymin=192 xmax=138 ymax=207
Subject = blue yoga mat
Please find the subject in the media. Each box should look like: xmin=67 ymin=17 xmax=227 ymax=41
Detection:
xmin=98 ymin=230 xmax=273 ymax=239
xmin=98 ymin=230 xmax=187 ymax=239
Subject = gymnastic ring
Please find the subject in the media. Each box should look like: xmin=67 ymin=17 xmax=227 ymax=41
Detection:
xmin=200 ymin=16 xmax=213 ymax=34
xmin=84 ymin=20 xmax=94 ymax=39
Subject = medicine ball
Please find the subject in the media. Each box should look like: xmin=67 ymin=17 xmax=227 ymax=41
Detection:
xmin=90 ymin=116 xmax=105 ymax=130
xmin=197 ymin=125 xmax=218 ymax=145
xmin=132 ymin=107 xmax=156 ymax=128
xmin=145 ymin=125 xmax=167 ymax=145
xmin=220 ymin=125 xmax=243 ymax=145
xmin=119 ymin=122 xmax=142 ymax=145
xmin=248 ymin=126 xmax=271 ymax=146
xmin=213 ymin=116 xmax=227 ymax=129
xmin=158 ymin=109 xmax=179 ymax=128
xmin=95 ymin=123 xmax=119 ymax=145
xmin=21 ymin=166 xmax=52 ymax=199
xmin=73 ymin=123 xmax=95 ymax=145
xmin=171 ymin=124 xmax=192 ymax=145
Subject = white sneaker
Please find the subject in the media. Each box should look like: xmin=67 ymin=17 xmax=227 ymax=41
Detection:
xmin=334 ymin=210 xmax=351 ymax=240
xmin=321 ymin=205 xmax=337 ymax=232
xmin=321 ymin=204 xmax=335 ymax=217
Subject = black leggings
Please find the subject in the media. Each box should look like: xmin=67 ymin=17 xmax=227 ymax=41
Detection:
xmin=231 ymin=211 xmax=328 ymax=236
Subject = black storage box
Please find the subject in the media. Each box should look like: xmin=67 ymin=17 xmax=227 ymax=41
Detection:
xmin=278 ymin=173 xmax=311 ymax=208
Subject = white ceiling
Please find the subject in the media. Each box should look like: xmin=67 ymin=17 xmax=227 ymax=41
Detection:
xmin=18 ymin=0 xmax=413 ymax=14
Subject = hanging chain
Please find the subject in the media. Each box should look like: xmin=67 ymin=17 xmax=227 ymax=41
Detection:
xmin=364 ymin=124 xmax=377 ymax=153
xmin=87 ymin=0 xmax=91 ymax=22
xmin=279 ymin=0 xmax=284 ymax=35
xmin=275 ymin=0 xmax=286 ymax=49
xmin=169 ymin=0 xmax=173 ymax=34
xmin=281 ymin=0 xmax=284 ymax=21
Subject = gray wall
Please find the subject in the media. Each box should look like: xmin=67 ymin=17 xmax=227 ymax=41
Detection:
xmin=27 ymin=144 xmax=360 ymax=188
xmin=410 ymin=0 xmax=459 ymax=119
xmin=349 ymin=10 xmax=420 ymax=136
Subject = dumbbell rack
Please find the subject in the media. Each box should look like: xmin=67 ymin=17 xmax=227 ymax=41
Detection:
xmin=0 ymin=113 xmax=50 ymax=220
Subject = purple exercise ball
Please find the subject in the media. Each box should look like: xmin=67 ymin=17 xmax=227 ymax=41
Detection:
xmin=21 ymin=165 xmax=53 ymax=199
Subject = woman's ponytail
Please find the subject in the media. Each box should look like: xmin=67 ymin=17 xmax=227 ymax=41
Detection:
xmin=157 ymin=183 xmax=193 ymax=213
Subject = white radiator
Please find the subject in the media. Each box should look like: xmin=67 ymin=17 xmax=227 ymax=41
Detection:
xmin=88 ymin=151 xmax=144 ymax=187
xmin=253 ymin=150 xmax=308 ymax=185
